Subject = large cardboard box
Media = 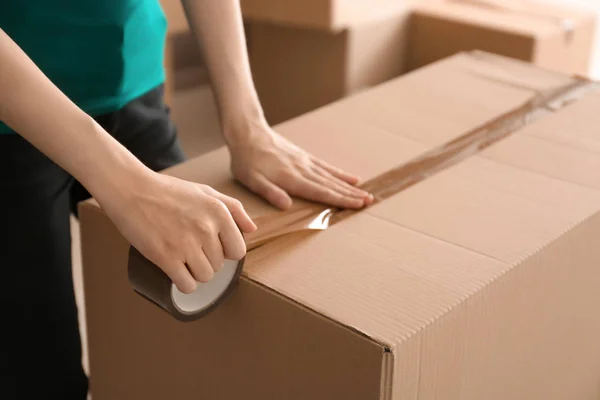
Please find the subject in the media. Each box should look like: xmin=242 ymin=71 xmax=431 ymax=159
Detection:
xmin=249 ymin=8 xmax=413 ymax=124
xmin=408 ymin=0 xmax=596 ymax=75
xmin=80 ymin=52 xmax=600 ymax=399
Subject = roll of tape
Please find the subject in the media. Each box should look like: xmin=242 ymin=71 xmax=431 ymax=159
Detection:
xmin=128 ymin=247 xmax=245 ymax=322
xmin=128 ymin=207 xmax=333 ymax=321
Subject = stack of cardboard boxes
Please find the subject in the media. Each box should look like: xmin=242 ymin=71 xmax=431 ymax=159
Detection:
xmin=241 ymin=0 xmax=596 ymax=123
xmin=160 ymin=0 xmax=595 ymax=124
xmin=408 ymin=0 xmax=595 ymax=75
xmin=242 ymin=0 xmax=418 ymax=123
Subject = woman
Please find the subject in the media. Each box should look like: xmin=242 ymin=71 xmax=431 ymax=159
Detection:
xmin=0 ymin=0 xmax=372 ymax=398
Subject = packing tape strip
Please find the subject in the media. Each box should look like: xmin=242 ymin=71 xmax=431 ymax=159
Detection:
xmin=128 ymin=207 xmax=334 ymax=321
xmin=128 ymin=76 xmax=594 ymax=322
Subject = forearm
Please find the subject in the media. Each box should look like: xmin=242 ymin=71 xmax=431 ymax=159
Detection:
xmin=0 ymin=29 xmax=149 ymax=201
xmin=181 ymin=0 xmax=265 ymax=144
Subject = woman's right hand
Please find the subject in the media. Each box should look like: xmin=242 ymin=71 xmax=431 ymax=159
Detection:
xmin=0 ymin=29 xmax=255 ymax=292
xmin=95 ymin=171 xmax=257 ymax=294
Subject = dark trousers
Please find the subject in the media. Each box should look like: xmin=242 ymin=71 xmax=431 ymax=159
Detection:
xmin=0 ymin=85 xmax=186 ymax=399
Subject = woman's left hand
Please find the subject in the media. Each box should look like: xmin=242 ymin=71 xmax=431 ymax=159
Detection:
xmin=227 ymin=122 xmax=373 ymax=210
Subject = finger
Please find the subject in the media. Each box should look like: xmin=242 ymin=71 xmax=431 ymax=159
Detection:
xmin=300 ymin=169 xmax=369 ymax=209
xmin=163 ymin=259 xmax=197 ymax=294
xmin=245 ymin=173 xmax=293 ymax=210
xmin=211 ymin=192 xmax=257 ymax=233
xmin=287 ymin=176 xmax=365 ymax=209
xmin=312 ymin=158 xmax=361 ymax=185
xmin=310 ymin=166 xmax=370 ymax=199
xmin=212 ymin=202 xmax=247 ymax=260
xmin=185 ymin=247 xmax=214 ymax=283
xmin=202 ymin=237 xmax=225 ymax=273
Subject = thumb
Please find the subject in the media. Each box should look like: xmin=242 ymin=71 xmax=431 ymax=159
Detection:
xmin=213 ymin=193 xmax=257 ymax=234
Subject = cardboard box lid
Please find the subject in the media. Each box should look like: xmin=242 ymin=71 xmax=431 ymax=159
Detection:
xmin=413 ymin=0 xmax=594 ymax=39
xmin=240 ymin=0 xmax=416 ymax=31
xmin=481 ymin=90 xmax=600 ymax=190
xmin=320 ymin=51 xmax=577 ymax=148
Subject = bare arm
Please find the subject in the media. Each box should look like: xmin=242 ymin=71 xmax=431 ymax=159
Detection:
xmin=181 ymin=0 xmax=373 ymax=210
xmin=0 ymin=29 xmax=147 ymax=199
xmin=0 ymin=28 xmax=255 ymax=293
xmin=179 ymin=0 xmax=262 ymax=142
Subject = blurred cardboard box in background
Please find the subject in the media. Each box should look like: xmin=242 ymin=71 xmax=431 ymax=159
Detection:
xmin=241 ymin=0 xmax=415 ymax=30
xmin=408 ymin=0 xmax=596 ymax=75
xmin=243 ymin=0 xmax=596 ymax=124
xmin=160 ymin=0 xmax=188 ymax=106
xmin=160 ymin=0 xmax=596 ymax=126
xmin=247 ymin=7 xmax=414 ymax=124
xmin=159 ymin=0 xmax=226 ymax=157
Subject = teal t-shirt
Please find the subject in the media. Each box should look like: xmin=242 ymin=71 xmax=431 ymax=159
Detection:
xmin=0 ymin=0 xmax=167 ymax=134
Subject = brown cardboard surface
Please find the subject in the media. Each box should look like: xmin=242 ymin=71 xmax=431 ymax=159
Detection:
xmin=80 ymin=206 xmax=385 ymax=399
xmin=249 ymin=7 xmax=413 ymax=124
xmin=482 ymin=134 xmax=600 ymax=191
xmin=247 ymin=1 xmax=594 ymax=125
xmin=160 ymin=0 xmax=190 ymax=105
xmin=240 ymin=0 xmax=415 ymax=31
xmin=481 ymin=89 xmax=600 ymax=190
xmin=249 ymin=22 xmax=347 ymax=125
xmin=519 ymin=90 xmax=600 ymax=155
xmin=321 ymin=52 xmax=574 ymax=148
xmin=160 ymin=0 xmax=188 ymax=35
xmin=391 ymin=211 xmax=600 ymax=399
xmin=81 ymin=52 xmax=600 ymax=399
xmin=170 ymin=85 xmax=224 ymax=158
xmin=368 ymin=156 xmax=600 ymax=264
xmin=408 ymin=0 xmax=596 ymax=75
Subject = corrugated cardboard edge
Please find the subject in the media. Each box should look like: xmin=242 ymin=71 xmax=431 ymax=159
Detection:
xmin=247 ymin=274 xmax=395 ymax=351
xmin=387 ymin=209 xmax=600 ymax=400
xmin=246 ymin=273 xmax=395 ymax=399
xmin=379 ymin=349 xmax=394 ymax=400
